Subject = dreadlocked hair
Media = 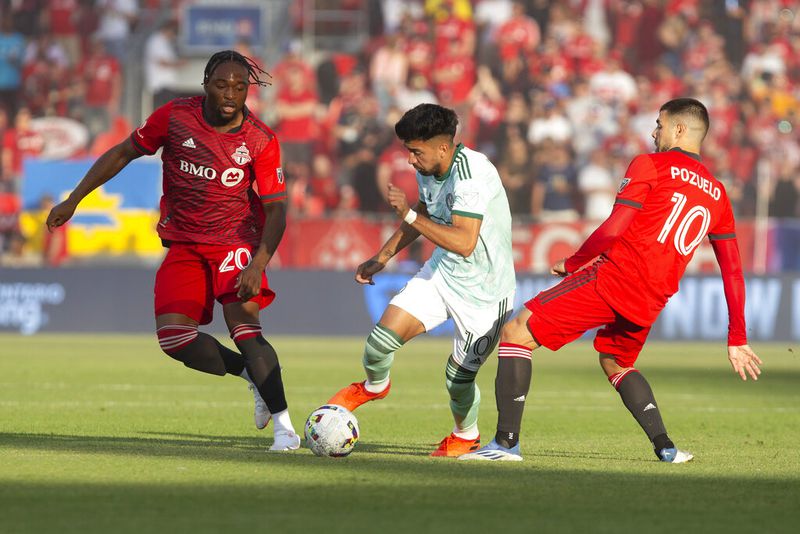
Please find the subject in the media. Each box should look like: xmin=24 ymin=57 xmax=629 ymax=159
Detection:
xmin=203 ymin=50 xmax=272 ymax=87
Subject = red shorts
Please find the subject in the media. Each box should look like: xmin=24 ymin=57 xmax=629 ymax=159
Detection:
xmin=524 ymin=265 xmax=651 ymax=367
xmin=154 ymin=242 xmax=276 ymax=325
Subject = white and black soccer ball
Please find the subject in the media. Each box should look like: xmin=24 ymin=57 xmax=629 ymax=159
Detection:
xmin=304 ymin=404 xmax=359 ymax=457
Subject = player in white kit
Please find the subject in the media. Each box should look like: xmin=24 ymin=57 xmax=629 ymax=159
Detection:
xmin=328 ymin=104 xmax=516 ymax=457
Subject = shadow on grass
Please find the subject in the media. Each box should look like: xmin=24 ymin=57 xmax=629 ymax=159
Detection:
xmin=0 ymin=430 xmax=435 ymax=461
xmin=1 ymin=466 xmax=798 ymax=534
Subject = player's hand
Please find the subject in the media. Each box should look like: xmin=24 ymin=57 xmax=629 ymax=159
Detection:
xmin=235 ymin=264 xmax=262 ymax=301
xmin=46 ymin=200 xmax=77 ymax=232
xmin=387 ymin=183 xmax=410 ymax=219
xmin=355 ymin=258 xmax=385 ymax=285
xmin=550 ymin=259 xmax=569 ymax=277
xmin=727 ymin=344 xmax=763 ymax=381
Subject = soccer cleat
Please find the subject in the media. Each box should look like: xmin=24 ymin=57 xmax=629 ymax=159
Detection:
xmin=430 ymin=433 xmax=481 ymax=457
xmin=457 ymin=439 xmax=523 ymax=461
xmin=248 ymin=382 xmax=271 ymax=430
xmin=269 ymin=430 xmax=301 ymax=451
xmin=657 ymin=447 xmax=694 ymax=463
xmin=327 ymin=380 xmax=391 ymax=412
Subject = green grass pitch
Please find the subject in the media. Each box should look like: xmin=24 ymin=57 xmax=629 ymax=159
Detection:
xmin=0 ymin=334 xmax=798 ymax=533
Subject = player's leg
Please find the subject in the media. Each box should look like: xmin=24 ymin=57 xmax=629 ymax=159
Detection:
xmin=327 ymin=304 xmax=427 ymax=410
xmin=432 ymin=295 xmax=512 ymax=457
xmin=154 ymin=244 xmax=246 ymax=377
xmin=223 ymin=300 xmax=299 ymax=451
xmin=595 ymin=322 xmax=693 ymax=463
xmin=461 ymin=266 xmax=614 ymax=461
xmin=328 ymin=265 xmax=445 ymax=411
xmin=156 ymin=313 xmax=246 ymax=377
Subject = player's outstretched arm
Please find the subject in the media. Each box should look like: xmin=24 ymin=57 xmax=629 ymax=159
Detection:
xmin=355 ymin=198 xmax=425 ymax=285
xmin=727 ymin=344 xmax=763 ymax=381
xmin=46 ymin=139 xmax=141 ymax=231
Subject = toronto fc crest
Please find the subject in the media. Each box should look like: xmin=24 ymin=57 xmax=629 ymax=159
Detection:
xmin=232 ymin=143 xmax=251 ymax=165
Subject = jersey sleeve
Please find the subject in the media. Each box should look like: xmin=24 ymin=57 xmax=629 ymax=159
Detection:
xmin=451 ymin=165 xmax=494 ymax=220
xmin=708 ymin=192 xmax=737 ymax=240
xmin=129 ymin=102 xmax=172 ymax=155
xmin=614 ymin=154 xmax=658 ymax=209
xmin=254 ymin=136 xmax=287 ymax=203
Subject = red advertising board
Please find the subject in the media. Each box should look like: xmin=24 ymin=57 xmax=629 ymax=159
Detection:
xmin=276 ymin=217 xmax=758 ymax=273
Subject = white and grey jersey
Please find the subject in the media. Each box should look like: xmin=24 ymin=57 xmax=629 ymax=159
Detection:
xmin=416 ymin=144 xmax=516 ymax=307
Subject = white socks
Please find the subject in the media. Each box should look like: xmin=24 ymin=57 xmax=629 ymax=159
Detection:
xmin=364 ymin=378 xmax=389 ymax=394
xmin=453 ymin=423 xmax=479 ymax=440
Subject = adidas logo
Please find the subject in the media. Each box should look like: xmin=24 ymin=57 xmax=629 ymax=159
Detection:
xmin=182 ymin=138 xmax=196 ymax=148
xmin=469 ymin=357 xmax=482 ymax=364
xmin=513 ymin=395 xmax=526 ymax=402
xmin=643 ymin=403 xmax=657 ymax=411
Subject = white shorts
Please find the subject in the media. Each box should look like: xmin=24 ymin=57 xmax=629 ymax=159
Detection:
xmin=389 ymin=262 xmax=514 ymax=372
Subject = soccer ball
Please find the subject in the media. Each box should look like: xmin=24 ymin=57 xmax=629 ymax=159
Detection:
xmin=304 ymin=404 xmax=359 ymax=457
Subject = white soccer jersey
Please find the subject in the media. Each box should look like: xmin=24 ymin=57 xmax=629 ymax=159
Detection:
xmin=417 ymin=144 xmax=515 ymax=307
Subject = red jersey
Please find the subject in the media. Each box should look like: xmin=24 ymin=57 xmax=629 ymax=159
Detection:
xmin=130 ymin=96 xmax=286 ymax=246
xmin=80 ymin=54 xmax=120 ymax=106
xmin=596 ymin=149 xmax=737 ymax=326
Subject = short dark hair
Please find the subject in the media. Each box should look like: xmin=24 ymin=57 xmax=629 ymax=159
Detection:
xmin=660 ymin=98 xmax=709 ymax=134
xmin=203 ymin=50 xmax=271 ymax=87
xmin=394 ymin=103 xmax=458 ymax=143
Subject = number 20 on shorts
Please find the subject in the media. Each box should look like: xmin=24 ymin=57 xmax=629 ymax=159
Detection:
xmin=219 ymin=248 xmax=253 ymax=272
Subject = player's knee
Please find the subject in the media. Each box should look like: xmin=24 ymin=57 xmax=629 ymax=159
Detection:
xmin=156 ymin=324 xmax=199 ymax=357
xmin=500 ymin=316 xmax=526 ymax=343
xmin=364 ymin=324 xmax=404 ymax=363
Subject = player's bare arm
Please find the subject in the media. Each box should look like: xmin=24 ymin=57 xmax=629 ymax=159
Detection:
xmin=236 ymin=199 xmax=286 ymax=301
xmin=46 ymin=139 xmax=141 ymax=231
xmin=387 ymin=183 xmax=481 ymax=257
xmin=355 ymin=200 xmax=426 ymax=285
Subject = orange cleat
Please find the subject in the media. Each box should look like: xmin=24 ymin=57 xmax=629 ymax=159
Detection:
xmin=327 ymin=380 xmax=391 ymax=412
xmin=430 ymin=433 xmax=481 ymax=457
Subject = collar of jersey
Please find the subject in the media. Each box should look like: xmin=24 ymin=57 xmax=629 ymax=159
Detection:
xmin=668 ymin=146 xmax=702 ymax=162
xmin=432 ymin=143 xmax=464 ymax=182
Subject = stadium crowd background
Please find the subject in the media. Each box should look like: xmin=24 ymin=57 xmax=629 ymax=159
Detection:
xmin=0 ymin=0 xmax=798 ymax=271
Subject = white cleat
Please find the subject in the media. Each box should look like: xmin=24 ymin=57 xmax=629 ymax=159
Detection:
xmin=248 ymin=382 xmax=271 ymax=430
xmin=657 ymin=447 xmax=694 ymax=463
xmin=269 ymin=430 xmax=301 ymax=451
xmin=458 ymin=440 xmax=523 ymax=462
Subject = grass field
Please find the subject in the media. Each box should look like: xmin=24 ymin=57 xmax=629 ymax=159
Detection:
xmin=0 ymin=334 xmax=798 ymax=533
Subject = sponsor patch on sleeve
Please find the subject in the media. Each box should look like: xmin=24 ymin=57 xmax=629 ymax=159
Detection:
xmin=618 ymin=177 xmax=631 ymax=194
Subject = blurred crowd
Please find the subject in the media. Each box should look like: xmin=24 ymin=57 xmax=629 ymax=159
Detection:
xmin=1 ymin=0 xmax=800 ymax=268
xmin=276 ymin=0 xmax=800 ymax=224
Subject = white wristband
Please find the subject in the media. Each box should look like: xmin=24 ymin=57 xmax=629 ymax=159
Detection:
xmin=403 ymin=209 xmax=418 ymax=225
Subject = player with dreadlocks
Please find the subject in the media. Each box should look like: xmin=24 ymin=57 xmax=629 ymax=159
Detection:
xmin=46 ymin=50 xmax=301 ymax=451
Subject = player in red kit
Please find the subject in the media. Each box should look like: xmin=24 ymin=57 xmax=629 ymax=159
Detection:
xmin=46 ymin=51 xmax=301 ymax=451
xmin=461 ymin=98 xmax=763 ymax=463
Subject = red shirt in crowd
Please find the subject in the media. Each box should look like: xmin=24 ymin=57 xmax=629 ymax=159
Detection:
xmin=80 ymin=53 xmax=121 ymax=107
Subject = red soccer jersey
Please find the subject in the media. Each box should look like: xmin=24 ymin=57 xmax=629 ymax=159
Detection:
xmin=596 ymin=148 xmax=737 ymax=326
xmin=130 ymin=96 xmax=286 ymax=246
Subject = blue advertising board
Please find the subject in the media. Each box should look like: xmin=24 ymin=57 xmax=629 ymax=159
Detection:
xmin=181 ymin=4 xmax=265 ymax=53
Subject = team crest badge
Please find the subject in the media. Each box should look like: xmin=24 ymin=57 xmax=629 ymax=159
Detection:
xmin=618 ymin=178 xmax=631 ymax=194
xmin=232 ymin=143 xmax=251 ymax=165
xmin=276 ymin=167 xmax=284 ymax=184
